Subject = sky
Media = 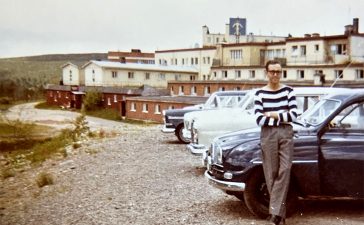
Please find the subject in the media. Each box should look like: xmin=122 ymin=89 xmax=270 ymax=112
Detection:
xmin=0 ymin=0 xmax=363 ymax=58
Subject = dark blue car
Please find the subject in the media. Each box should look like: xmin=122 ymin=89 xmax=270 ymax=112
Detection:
xmin=205 ymin=90 xmax=364 ymax=218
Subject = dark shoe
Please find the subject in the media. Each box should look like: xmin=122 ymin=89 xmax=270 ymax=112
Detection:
xmin=268 ymin=215 xmax=282 ymax=225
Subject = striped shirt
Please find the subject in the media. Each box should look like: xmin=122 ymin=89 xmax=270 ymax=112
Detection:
xmin=254 ymin=85 xmax=298 ymax=127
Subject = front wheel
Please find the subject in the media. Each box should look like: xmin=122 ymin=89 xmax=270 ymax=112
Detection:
xmin=243 ymin=167 xmax=298 ymax=219
xmin=175 ymin=124 xmax=190 ymax=144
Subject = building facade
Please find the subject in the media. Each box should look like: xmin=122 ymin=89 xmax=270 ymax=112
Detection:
xmin=82 ymin=60 xmax=198 ymax=88
xmin=107 ymin=49 xmax=155 ymax=64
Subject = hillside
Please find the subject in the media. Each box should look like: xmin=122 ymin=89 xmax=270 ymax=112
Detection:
xmin=0 ymin=53 xmax=107 ymax=100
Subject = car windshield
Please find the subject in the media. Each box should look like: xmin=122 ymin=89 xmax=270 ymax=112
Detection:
xmin=204 ymin=94 xmax=246 ymax=108
xmin=299 ymin=99 xmax=341 ymax=126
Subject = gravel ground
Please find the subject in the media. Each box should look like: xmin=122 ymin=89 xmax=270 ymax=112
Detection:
xmin=0 ymin=104 xmax=363 ymax=225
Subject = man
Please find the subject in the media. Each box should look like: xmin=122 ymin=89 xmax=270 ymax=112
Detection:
xmin=254 ymin=60 xmax=297 ymax=225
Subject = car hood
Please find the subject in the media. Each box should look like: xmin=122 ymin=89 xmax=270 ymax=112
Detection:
xmin=194 ymin=110 xmax=255 ymax=130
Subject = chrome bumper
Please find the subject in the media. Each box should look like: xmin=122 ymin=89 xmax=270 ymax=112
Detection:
xmin=186 ymin=143 xmax=208 ymax=155
xmin=204 ymin=170 xmax=245 ymax=192
xmin=161 ymin=125 xmax=175 ymax=133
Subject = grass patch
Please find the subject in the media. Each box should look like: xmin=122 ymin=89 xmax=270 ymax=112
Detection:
xmin=85 ymin=108 xmax=122 ymax=121
xmin=36 ymin=172 xmax=54 ymax=187
xmin=34 ymin=101 xmax=63 ymax=110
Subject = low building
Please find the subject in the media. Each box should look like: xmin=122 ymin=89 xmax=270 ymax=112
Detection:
xmin=107 ymin=49 xmax=155 ymax=64
xmin=125 ymin=96 xmax=208 ymax=123
xmin=82 ymin=60 xmax=198 ymax=88
xmin=61 ymin=62 xmax=86 ymax=86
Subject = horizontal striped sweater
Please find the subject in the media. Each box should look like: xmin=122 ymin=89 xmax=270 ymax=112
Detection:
xmin=254 ymin=85 xmax=298 ymax=127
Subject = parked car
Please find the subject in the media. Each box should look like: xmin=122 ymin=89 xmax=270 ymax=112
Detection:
xmin=185 ymin=87 xmax=350 ymax=156
xmin=205 ymin=90 xmax=364 ymax=218
xmin=161 ymin=91 xmax=247 ymax=143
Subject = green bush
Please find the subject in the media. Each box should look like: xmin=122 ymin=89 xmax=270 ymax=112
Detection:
xmin=0 ymin=97 xmax=11 ymax=104
xmin=83 ymin=90 xmax=102 ymax=111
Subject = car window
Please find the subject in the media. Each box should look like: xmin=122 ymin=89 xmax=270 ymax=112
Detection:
xmin=331 ymin=103 xmax=364 ymax=130
xmin=301 ymin=99 xmax=341 ymax=125
xmin=296 ymin=96 xmax=320 ymax=115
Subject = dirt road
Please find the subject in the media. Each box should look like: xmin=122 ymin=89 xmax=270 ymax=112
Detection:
xmin=0 ymin=104 xmax=363 ymax=225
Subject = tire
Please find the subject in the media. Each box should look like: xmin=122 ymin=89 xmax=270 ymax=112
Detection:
xmin=175 ymin=124 xmax=190 ymax=144
xmin=243 ymin=167 xmax=298 ymax=219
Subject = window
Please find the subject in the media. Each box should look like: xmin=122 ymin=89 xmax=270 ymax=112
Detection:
xmin=50 ymin=91 xmax=53 ymax=97
xmin=191 ymin=58 xmax=194 ymax=65
xmin=234 ymin=86 xmax=241 ymax=90
xmin=179 ymin=86 xmax=184 ymax=95
xmin=130 ymin=102 xmax=136 ymax=111
xmin=195 ymin=57 xmax=198 ymax=65
xmin=249 ymin=70 xmax=255 ymax=79
xmin=331 ymin=44 xmax=346 ymax=55
xmin=219 ymin=87 xmax=225 ymax=91
xmin=112 ymin=71 xmax=118 ymax=78
xmin=142 ymin=103 xmax=148 ymax=113
xmin=230 ymin=50 xmax=242 ymax=59
xmin=300 ymin=45 xmax=306 ymax=56
xmin=145 ymin=72 xmax=150 ymax=80
xmin=335 ymin=70 xmax=344 ymax=79
xmin=155 ymin=104 xmax=161 ymax=114
xmin=203 ymin=57 xmax=206 ymax=64
xmin=182 ymin=58 xmax=185 ymax=65
xmin=204 ymin=86 xmax=211 ymax=95
xmin=283 ymin=70 xmax=287 ymax=79
xmin=168 ymin=105 xmax=175 ymax=110
xmin=92 ymin=70 xmax=95 ymax=82
xmin=159 ymin=73 xmax=165 ymax=80
xmin=291 ymin=46 xmax=298 ymax=57
xmin=223 ymin=70 xmax=228 ymax=79
xmin=190 ymin=75 xmax=195 ymax=81
xmin=315 ymin=44 xmax=319 ymax=52
xmin=331 ymin=103 xmax=364 ymax=130
xmin=128 ymin=72 xmax=134 ymax=79
xmin=207 ymin=57 xmax=210 ymax=64
xmin=216 ymin=37 xmax=219 ymax=43
xmin=175 ymin=74 xmax=181 ymax=80
xmin=297 ymin=70 xmax=305 ymax=79
xmin=356 ymin=69 xmax=364 ymax=79
xmin=107 ymin=98 xmax=111 ymax=105
xmin=114 ymin=95 xmax=117 ymax=102
xmin=214 ymin=72 xmax=217 ymax=78
xmin=235 ymin=70 xmax=241 ymax=79
xmin=191 ymin=86 xmax=197 ymax=95
xmin=69 ymin=70 xmax=72 ymax=81
xmin=58 ymin=91 xmax=61 ymax=98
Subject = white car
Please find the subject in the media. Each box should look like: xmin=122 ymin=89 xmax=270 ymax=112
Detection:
xmin=184 ymin=87 xmax=351 ymax=156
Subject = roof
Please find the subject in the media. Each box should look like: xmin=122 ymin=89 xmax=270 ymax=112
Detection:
xmin=155 ymin=46 xmax=216 ymax=53
xmin=46 ymin=84 xmax=169 ymax=97
xmin=125 ymin=95 xmax=208 ymax=104
xmin=82 ymin=60 xmax=198 ymax=74
xmin=61 ymin=61 xmax=88 ymax=69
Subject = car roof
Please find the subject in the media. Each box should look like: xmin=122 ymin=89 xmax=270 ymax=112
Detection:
xmin=323 ymin=89 xmax=364 ymax=101
xmin=213 ymin=90 xmax=249 ymax=96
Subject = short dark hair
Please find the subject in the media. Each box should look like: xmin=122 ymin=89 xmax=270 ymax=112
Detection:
xmin=265 ymin=60 xmax=282 ymax=71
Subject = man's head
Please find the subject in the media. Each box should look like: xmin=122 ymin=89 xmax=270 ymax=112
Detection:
xmin=265 ymin=60 xmax=282 ymax=86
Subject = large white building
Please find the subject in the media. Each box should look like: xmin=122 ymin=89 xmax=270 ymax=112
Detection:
xmin=82 ymin=60 xmax=198 ymax=88
xmin=209 ymin=18 xmax=364 ymax=86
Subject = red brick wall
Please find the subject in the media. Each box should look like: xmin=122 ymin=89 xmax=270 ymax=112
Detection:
xmin=46 ymin=90 xmax=71 ymax=108
xmin=125 ymin=100 xmax=194 ymax=123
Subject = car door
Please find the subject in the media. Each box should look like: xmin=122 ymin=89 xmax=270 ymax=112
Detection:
xmin=319 ymin=101 xmax=364 ymax=198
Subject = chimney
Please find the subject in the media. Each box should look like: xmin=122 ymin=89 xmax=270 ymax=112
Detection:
xmin=353 ymin=18 xmax=359 ymax=34
xmin=312 ymin=33 xmax=320 ymax=38
xmin=345 ymin=25 xmax=354 ymax=35
xmin=304 ymin=34 xmax=311 ymax=38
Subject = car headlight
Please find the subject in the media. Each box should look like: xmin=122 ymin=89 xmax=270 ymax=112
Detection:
xmin=211 ymin=142 xmax=222 ymax=165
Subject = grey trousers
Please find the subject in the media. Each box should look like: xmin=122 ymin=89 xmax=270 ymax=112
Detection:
xmin=260 ymin=124 xmax=293 ymax=218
